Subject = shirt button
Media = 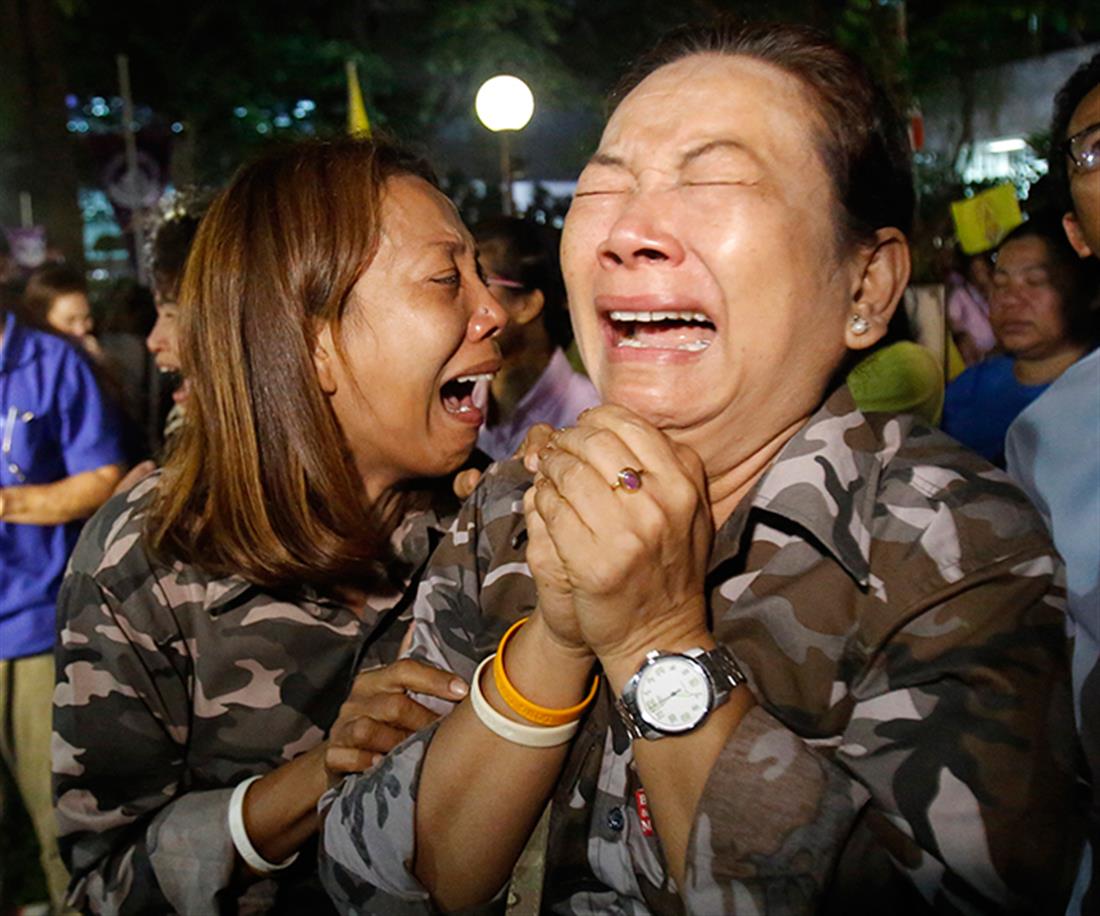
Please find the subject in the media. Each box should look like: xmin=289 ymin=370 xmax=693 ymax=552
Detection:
xmin=606 ymin=806 xmax=625 ymax=832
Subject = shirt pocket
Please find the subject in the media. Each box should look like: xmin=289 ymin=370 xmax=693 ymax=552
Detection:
xmin=3 ymin=411 xmax=61 ymax=484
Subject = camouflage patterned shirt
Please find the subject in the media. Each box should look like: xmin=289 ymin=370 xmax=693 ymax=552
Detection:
xmin=53 ymin=473 xmax=446 ymax=915
xmin=320 ymin=387 xmax=1083 ymax=915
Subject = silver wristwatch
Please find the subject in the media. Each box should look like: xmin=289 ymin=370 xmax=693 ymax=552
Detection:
xmin=616 ymin=645 xmax=746 ymax=740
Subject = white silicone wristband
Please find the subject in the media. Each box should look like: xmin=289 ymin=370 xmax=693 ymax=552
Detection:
xmin=227 ymin=775 xmax=300 ymax=874
xmin=469 ymin=655 xmax=579 ymax=748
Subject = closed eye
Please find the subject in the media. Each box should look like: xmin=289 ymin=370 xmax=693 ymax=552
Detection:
xmin=574 ymin=188 xmax=627 ymax=197
xmin=683 ymin=180 xmax=754 ymax=188
xmin=431 ymin=271 xmax=461 ymax=286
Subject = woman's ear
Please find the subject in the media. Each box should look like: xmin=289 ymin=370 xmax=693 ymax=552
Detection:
xmin=1063 ymin=212 xmax=1096 ymax=259
xmin=845 ymin=227 xmax=911 ymax=351
xmin=511 ymin=289 xmax=545 ymax=327
xmin=312 ymin=322 xmax=338 ymax=395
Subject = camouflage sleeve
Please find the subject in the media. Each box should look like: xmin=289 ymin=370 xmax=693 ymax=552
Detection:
xmin=53 ymin=569 xmax=239 ymax=914
xmin=685 ymin=551 xmax=1079 ymax=914
xmin=319 ymin=463 xmax=530 ymax=913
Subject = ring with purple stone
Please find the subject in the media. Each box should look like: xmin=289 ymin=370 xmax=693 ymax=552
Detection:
xmin=610 ymin=467 xmax=644 ymax=493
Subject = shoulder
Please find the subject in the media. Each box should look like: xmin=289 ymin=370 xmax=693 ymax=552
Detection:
xmin=427 ymin=458 xmax=533 ymax=587
xmin=69 ymin=473 xmax=159 ymax=579
xmin=867 ymin=415 xmax=1057 ymax=617
xmin=465 ymin=458 xmax=533 ymax=525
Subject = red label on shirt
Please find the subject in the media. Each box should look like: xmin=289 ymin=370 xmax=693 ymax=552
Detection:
xmin=635 ymin=788 xmax=654 ymax=837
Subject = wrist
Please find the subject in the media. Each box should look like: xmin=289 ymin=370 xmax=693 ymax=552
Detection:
xmin=527 ymin=609 xmax=595 ymax=664
xmin=597 ymin=600 xmax=712 ymax=694
xmin=488 ymin=615 xmax=595 ymax=718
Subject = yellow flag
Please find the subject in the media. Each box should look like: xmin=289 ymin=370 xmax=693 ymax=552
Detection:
xmin=346 ymin=60 xmax=371 ymax=137
xmin=950 ymin=183 xmax=1023 ymax=255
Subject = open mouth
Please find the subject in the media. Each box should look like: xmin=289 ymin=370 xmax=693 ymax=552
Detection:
xmin=439 ymin=369 xmax=495 ymax=425
xmin=157 ymin=367 xmax=190 ymax=403
xmin=606 ymin=309 xmax=716 ymax=353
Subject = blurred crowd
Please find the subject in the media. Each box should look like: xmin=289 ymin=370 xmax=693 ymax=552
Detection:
xmin=0 ymin=21 xmax=1096 ymax=916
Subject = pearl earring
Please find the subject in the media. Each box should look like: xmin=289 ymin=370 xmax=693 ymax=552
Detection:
xmin=849 ymin=314 xmax=870 ymax=336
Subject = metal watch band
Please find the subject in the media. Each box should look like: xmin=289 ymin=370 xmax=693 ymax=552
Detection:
xmin=616 ymin=644 xmax=746 ymax=740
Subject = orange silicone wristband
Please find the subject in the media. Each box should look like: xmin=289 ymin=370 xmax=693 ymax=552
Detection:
xmin=492 ymin=617 xmax=599 ymax=727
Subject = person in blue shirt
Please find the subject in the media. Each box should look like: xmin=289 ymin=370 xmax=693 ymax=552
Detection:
xmin=0 ymin=300 xmax=126 ymax=912
xmin=942 ymin=213 xmax=1098 ymax=466
xmin=1007 ymin=53 xmax=1100 ymax=916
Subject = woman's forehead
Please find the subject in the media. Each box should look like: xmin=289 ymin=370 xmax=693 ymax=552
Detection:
xmin=603 ymin=53 xmax=820 ymax=153
xmin=381 ymin=175 xmax=469 ymax=247
xmin=611 ymin=54 xmax=818 ymax=131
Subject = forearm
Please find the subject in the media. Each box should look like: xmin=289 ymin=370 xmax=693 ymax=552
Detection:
xmin=1 ymin=464 xmax=124 ymax=524
xmin=414 ymin=614 xmax=594 ymax=910
xmin=242 ymin=743 xmax=330 ymax=866
xmin=600 ymin=630 xmax=754 ymax=890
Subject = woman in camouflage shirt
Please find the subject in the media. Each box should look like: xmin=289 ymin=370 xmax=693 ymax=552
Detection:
xmin=321 ymin=21 xmax=1083 ymax=915
xmin=52 ymin=138 xmax=506 ymax=914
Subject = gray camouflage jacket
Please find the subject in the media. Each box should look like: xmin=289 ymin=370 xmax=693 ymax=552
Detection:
xmin=320 ymin=387 xmax=1083 ymax=915
xmin=53 ymin=473 xmax=446 ymax=915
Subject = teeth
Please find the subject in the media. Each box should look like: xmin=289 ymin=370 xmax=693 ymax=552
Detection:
xmin=608 ymin=310 xmax=710 ymax=323
xmin=615 ymin=338 xmax=712 ymax=351
xmin=455 ymin=372 xmax=495 ymax=383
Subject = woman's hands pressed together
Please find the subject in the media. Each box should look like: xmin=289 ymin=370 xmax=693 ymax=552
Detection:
xmin=525 ymin=405 xmax=714 ymax=682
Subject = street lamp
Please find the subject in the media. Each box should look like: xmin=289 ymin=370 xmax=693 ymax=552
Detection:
xmin=475 ymin=75 xmax=534 ymax=216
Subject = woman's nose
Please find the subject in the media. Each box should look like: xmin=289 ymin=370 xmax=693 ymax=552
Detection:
xmin=468 ymin=286 xmax=508 ymax=341
xmin=596 ymin=196 xmax=686 ymax=270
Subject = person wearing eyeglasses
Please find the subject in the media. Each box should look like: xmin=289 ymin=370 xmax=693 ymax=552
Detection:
xmin=471 ymin=218 xmax=599 ymax=462
xmin=0 ymin=286 xmax=126 ymax=914
xmin=1006 ymin=52 xmax=1100 ymax=916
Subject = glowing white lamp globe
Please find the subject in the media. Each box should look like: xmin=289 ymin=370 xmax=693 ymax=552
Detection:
xmin=475 ymin=75 xmax=534 ymax=132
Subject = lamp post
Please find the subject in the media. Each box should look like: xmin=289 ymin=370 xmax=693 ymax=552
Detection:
xmin=475 ymin=75 xmax=534 ymax=216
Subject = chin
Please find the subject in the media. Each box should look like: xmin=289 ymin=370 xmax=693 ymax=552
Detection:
xmin=601 ymin=380 xmax=698 ymax=429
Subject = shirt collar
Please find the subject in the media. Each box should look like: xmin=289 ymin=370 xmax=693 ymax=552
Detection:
xmin=712 ymin=386 xmax=911 ymax=587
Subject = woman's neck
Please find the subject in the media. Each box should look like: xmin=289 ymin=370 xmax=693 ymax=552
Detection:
xmin=1014 ymin=344 xmax=1088 ymax=386
xmin=703 ymin=413 xmax=810 ymax=530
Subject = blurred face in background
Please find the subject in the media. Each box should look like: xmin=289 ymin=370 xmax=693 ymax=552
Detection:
xmin=47 ymin=292 xmax=94 ymax=338
xmin=990 ymin=235 xmax=1073 ymax=360
xmin=147 ymin=298 xmax=188 ymax=403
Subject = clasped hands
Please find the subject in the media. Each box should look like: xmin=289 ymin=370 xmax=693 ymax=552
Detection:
xmin=523 ymin=405 xmax=715 ymax=680
xmin=323 ymin=406 xmax=714 ymax=782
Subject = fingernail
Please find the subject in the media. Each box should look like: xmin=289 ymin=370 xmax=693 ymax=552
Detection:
xmin=371 ymin=754 xmax=383 ymax=768
xmin=450 ymin=678 xmax=469 ymax=698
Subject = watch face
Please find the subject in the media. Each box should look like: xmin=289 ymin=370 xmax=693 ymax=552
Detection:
xmin=636 ymin=655 xmax=711 ymax=733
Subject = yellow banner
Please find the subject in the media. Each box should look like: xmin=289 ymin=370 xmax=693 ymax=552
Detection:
xmin=346 ymin=60 xmax=371 ymax=137
xmin=950 ymin=183 xmax=1022 ymax=255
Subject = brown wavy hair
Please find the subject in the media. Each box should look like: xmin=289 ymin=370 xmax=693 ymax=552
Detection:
xmin=147 ymin=137 xmax=437 ymax=591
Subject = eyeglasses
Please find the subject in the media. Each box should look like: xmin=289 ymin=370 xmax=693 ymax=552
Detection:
xmin=1064 ymin=121 xmax=1100 ymax=174
xmin=485 ymin=275 xmax=525 ymax=290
